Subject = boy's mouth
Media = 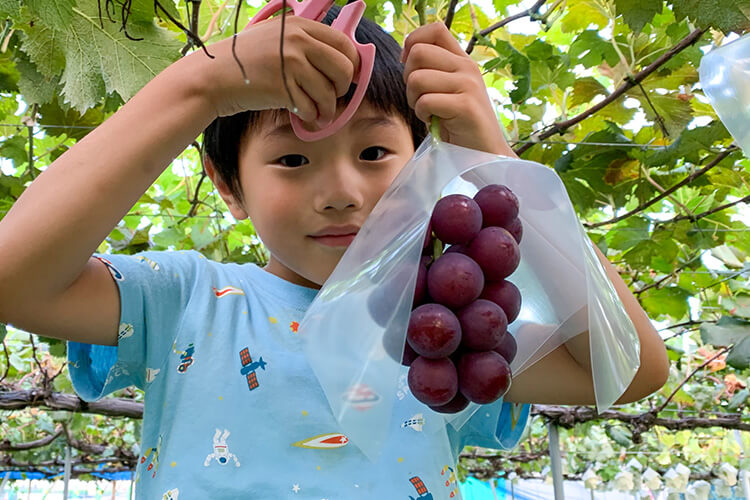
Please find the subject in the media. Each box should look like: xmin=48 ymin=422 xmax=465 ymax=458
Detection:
xmin=309 ymin=224 xmax=360 ymax=247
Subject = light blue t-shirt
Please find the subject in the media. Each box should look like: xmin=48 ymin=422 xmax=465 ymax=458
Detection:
xmin=67 ymin=250 xmax=530 ymax=499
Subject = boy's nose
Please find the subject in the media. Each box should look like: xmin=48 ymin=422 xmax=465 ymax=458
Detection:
xmin=313 ymin=162 xmax=365 ymax=212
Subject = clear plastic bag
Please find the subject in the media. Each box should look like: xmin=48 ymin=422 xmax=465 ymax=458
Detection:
xmin=299 ymin=134 xmax=640 ymax=460
xmin=699 ymin=33 xmax=750 ymax=156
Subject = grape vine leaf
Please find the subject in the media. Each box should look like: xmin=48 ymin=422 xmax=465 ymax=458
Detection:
xmin=671 ymin=0 xmax=750 ymax=34
xmin=701 ymin=316 xmax=750 ymax=369
xmin=16 ymin=0 xmax=182 ymax=113
xmin=0 ymin=0 xmax=19 ymax=18
xmin=615 ymin=0 xmax=663 ymax=33
xmin=24 ymin=0 xmax=75 ymax=33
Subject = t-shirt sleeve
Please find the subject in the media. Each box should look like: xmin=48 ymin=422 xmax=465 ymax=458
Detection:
xmin=447 ymin=399 xmax=531 ymax=456
xmin=67 ymin=250 xmax=204 ymax=402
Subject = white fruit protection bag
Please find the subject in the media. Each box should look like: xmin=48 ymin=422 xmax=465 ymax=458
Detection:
xmin=699 ymin=33 xmax=750 ymax=156
xmin=298 ymin=133 xmax=640 ymax=460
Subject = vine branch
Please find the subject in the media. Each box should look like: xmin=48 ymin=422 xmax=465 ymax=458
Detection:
xmin=585 ymin=146 xmax=737 ymax=228
xmin=466 ymin=0 xmax=548 ymax=54
xmin=514 ymin=28 xmax=708 ymax=155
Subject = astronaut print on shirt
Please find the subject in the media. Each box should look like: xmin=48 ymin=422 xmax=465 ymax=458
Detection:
xmin=204 ymin=428 xmax=241 ymax=467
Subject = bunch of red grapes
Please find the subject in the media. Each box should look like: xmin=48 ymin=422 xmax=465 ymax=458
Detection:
xmin=399 ymin=184 xmax=523 ymax=413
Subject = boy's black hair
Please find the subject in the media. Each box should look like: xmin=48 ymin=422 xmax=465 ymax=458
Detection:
xmin=202 ymin=5 xmax=427 ymax=204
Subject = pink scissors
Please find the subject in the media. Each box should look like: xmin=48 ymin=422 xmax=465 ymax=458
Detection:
xmin=245 ymin=0 xmax=376 ymax=142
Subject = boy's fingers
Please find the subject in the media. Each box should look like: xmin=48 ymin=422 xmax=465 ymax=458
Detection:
xmin=412 ymin=92 xmax=461 ymax=125
xmin=401 ymin=22 xmax=465 ymax=63
xmin=303 ymin=36 xmax=356 ymax=97
xmin=297 ymin=67 xmax=338 ymax=123
xmin=405 ymin=69 xmax=464 ymax=109
xmin=402 ymin=43 xmax=468 ymax=83
xmin=302 ymin=20 xmax=361 ymax=79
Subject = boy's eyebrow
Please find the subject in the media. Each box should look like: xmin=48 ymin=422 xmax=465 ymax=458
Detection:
xmin=263 ymin=116 xmax=399 ymax=139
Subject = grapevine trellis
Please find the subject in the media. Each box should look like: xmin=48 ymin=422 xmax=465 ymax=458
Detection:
xmin=0 ymin=0 xmax=749 ymax=496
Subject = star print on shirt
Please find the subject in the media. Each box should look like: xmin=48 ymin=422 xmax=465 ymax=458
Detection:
xmin=292 ymin=484 xmax=300 ymax=493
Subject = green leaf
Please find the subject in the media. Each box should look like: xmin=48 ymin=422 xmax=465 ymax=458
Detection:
xmin=18 ymin=0 xmax=182 ymax=113
xmin=723 ymin=294 xmax=750 ymax=318
xmin=672 ymin=0 xmax=750 ymax=34
xmin=606 ymin=217 xmax=651 ymax=250
xmin=570 ymin=77 xmax=608 ymax=108
xmin=700 ymin=315 xmax=750 ymax=346
xmin=560 ymin=0 xmax=608 ymax=33
xmin=615 ymin=0 xmax=664 ymax=33
xmin=492 ymin=40 xmax=531 ymax=103
xmin=728 ymin=388 xmax=750 ymax=411
xmin=24 ymin=0 xmax=75 ymax=32
xmin=0 ymin=322 xmax=6 ymax=343
xmin=727 ymin=337 xmax=750 ymax=370
xmin=568 ymin=30 xmax=619 ymax=68
xmin=629 ymin=90 xmax=693 ymax=138
xmin=0 ymin=0 xmax=20 ymax=18
xmin=14 ymin=49 xmax=57 ymax=106
xmin=641 ymin=286 xmax=691 ymax=319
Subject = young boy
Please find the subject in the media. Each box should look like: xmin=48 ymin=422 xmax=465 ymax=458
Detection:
xmin=0 ymin=6 xmax=669 ymax=499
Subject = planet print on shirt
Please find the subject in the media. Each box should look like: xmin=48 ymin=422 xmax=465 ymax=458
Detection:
xmin=291 ymin=433 xmax=349 ymax=449
xmin=341 ymin=383 xmax=380 ymax=410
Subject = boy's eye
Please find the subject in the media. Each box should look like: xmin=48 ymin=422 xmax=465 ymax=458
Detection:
xmin=277 ymin=154 xmax=309 ymax=167
xmin=360 ymin=146 xmax=388 ymax=161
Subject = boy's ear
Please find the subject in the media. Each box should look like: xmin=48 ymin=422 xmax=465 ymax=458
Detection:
xmin=202 ymin=155 xmax=250 ymax=221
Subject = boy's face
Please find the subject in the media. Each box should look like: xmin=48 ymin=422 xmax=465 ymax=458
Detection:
xmin=212 ymin=102 xmax=416 ymax=289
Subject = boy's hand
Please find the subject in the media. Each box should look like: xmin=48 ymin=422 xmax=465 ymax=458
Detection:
xmin=187 ymin=15 xmax=360 ymax=124
xmin=401 ymin=22 xmax=516 ymax=157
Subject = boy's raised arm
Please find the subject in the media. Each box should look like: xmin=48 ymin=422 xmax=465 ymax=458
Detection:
xmin=0 ymin=56 xmax=215 ymax=345
xmin=0 ymin=16 xmax=360 ymax=346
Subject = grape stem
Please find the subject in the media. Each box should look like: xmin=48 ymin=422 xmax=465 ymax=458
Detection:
xmin=432 ymin=236 xmax=443 ymax=261
xmin=430 ymin=115 xmax=441 ymax=145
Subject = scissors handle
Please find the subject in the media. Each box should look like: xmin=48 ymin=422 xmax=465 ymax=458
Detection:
xmin=245 ymin=0 xmax=376 ymax=142
xmin=246 ymin=0 xmax=332 ymax=25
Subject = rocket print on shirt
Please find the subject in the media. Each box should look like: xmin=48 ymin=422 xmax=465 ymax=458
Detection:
xmin=291 ymin=433 xmax=349 ymax=449
xmin=135 ymin=255 xmax=160 ymax=271
xmin=139 ymin=434 xmax=163 ymax=479
xmin=441 ymin=466 xmax=459 ymax=498
xmin=162 ymin=488 xmax=179 ymax=499
xmin=213 ymin=285 xmax=245 ymax=298
xmin=172 ymin=341 xmax=195 ymax=373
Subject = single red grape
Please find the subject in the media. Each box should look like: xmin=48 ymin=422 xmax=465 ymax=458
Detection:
xmin=505 ymin=217 xmax=523 ymax=244
xmin=467 ymin=227 xmax=520 ymax=281
xmin=427 ymin=253 xmax=484 ymax=309
xmin=474 ymin=184 xmax=519 ymax=228
xmin=413 ymin=256 xmax=431 ymax=307
xmin=408 ymin=356 xmax=458 ymax=406
xmin=480 ymin=280 xmax=522 ymax=323
xmin=456 ymin=299 xmax=508 ymax=351
xmin=431 ymin=194 xmax=483 ymax=245
xmin=493 ymin=332 xmax=517 ymax=364
xmin=382 ymin=326 xmax=417 ymax=366
xmin=444 ymin=244 xmax=469 ymax=255
xmin=407 ymin=303 xmax=462 ymax=358
xmin=457 ymin=351 xmax=512 ymax=404
xmin=430 ymin=391 xmax=470 ymax=414
xmin=423 ymin=219 xmax=433 ymax=250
